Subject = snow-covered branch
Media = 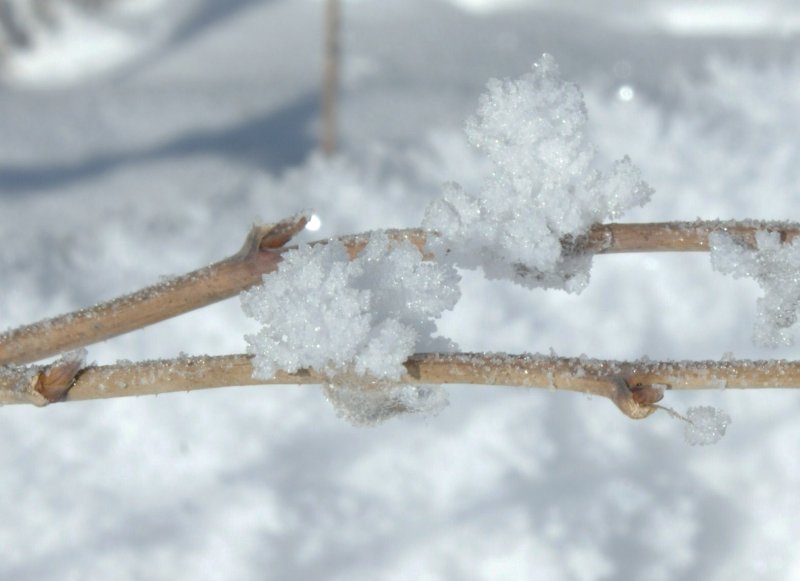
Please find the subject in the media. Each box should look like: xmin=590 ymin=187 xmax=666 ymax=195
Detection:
xmin=0 ymin=218 xmax=798 ymax=367
xmin=1 ymin=55 xmax=797 ymax=449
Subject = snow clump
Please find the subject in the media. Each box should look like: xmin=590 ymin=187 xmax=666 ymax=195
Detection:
xmin=683 ymin=406 xmax=732 ymax=446
xmin=710 ymin=229 xmax=800 ymax=347
xmin=322 ymin=383 xmax=449 ymax=428
xmin=241 ymin=232 xmax=460 ymax=424
xmin=424 ymin=54 xmax=653 ymax=292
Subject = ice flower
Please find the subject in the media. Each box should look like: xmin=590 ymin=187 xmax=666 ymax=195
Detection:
xmin=424 ymin=54 xmax=653 ymax=292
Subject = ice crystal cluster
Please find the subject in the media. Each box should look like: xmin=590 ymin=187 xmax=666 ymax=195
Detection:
xmin=242 ymin=233 xmax=459 ymax=379
xmin=683 ymin=406 xmax=732 ymax=446
xmin=423 ymin=54 xmax=653 ymax=292
xmin=321 ymin=383 xmax=449 ymax=427
xmin=710 ymin=229 xmax=800 ymax=347
xmin=241 ymin=232 xmax=459 ymax=424
xmin=243 ymin=55 xmax=657 ymax=425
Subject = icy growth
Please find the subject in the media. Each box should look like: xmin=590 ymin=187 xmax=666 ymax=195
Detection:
xmin=683 ymin=406 xmax=732 ymax=446
xmin=322 ymin=382 xmax=448 ymax=427
xmin=710 ymin=230 xmax=800 ymax=347
xmin=60 ymin=347 xmax=88 ymax=368
xmin=424 ymin=54 xmax=653 ymax=292
xmin=241 ymin=231 xmax=459 ymax=424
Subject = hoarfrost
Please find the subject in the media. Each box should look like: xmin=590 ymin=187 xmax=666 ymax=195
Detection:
xmin=683 ymin=406 xmax=732 ymax=446
xmin=710 ymin=230 xmax=800 ymax=347
xmin=241 ymin=231 xmax=459 ymax=424
xmin=322 ymin=382 xmax=448 ymax=427
xmin=59 ymin=348 xmax=88 ymax=369
xmin=424 ymin=54 xmax=653 ymax=292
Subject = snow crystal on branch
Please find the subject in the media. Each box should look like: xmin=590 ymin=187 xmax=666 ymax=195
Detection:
xmin=424 ymin=54 xmax=653 ymax=292
xmin=241 ymin=232 xmax=460 ymax=424
xmin=710 ymin=230 xmax=800 ymax=347
xmin=683 ymin=406 xmax=732 ymax=446
xmin=322 ymin=383 xmax=448 ymax=427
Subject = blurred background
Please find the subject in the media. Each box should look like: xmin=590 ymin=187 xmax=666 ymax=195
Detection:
xmin=0 ymin=0 xmax=799 ymax=578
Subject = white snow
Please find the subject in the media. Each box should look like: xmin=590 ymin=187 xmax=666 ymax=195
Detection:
xmin=1 ymin=0 xmax=800 ymax=578
xmin=424 ymin=54 xmax=653 ymax=292
xmin=710 ymin=230 xmax=800 ymax=347
xmin=683 ymin=405 xmax=732 ymax=446
xmin=1 ymin=0 xmax=177 ymax=87
xmin=241 ymin=230 xmax=459 ymax=422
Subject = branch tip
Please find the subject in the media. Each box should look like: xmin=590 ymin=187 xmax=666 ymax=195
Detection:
xmin=259 ymin=213 xmax=310 ymax=251
xmin=234 ymin=213 xmax=310 ymax=259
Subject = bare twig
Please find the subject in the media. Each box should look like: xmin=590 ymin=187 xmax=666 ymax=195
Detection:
xmin=585 ymin=220 xmax=800 ymax=253
xmin=0 ymin=218 xmax=796 ymax=366
xmin=0 ymin=214 xmax=309 ymax=366
xmin=2 ymin=353 xmax=798 ymax=419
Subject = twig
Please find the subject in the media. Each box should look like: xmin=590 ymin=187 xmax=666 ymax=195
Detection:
xmin=584 ymin=220 xmax=800 ymax=253
xmin=0 ymin=218 xmax=796 ymax=366
xmin=0 ymin=214 xmax=309 ymax=366
xmin=321 ymin=0 xmax=339 ymax=155
xmin=2 ymin=353 xmax=799 ymax=418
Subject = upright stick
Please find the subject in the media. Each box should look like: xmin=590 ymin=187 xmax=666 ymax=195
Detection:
xmin=321 ymin=0 xmax=339 ymax=155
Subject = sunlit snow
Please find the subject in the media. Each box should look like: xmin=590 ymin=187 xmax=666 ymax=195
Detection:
xmin=424 ymin=54 xmax=652 ymax=292
xmin=0 ymin=0 xmax=798 ymax=579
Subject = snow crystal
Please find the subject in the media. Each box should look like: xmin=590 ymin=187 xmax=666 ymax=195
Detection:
xmin=710 ymin=229 xmax=800 ymax=347
xmin=322 ymin=381 xmax=448 ymax=427
xmin=683 ymin=406 xmax=732 ymax=446
xmin=424 ymin=54 xmax=653 ymax=292
xmin=241 ymin=231 xmax=460 ymax=424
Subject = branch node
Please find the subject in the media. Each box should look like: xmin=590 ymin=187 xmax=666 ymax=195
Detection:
xmin=609 ymin=376 xmax=662 ymax=420
xmin=34 ymin=357 xmax=83 ymax=404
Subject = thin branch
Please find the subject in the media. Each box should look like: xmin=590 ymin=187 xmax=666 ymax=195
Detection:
xmin=3 ymin=353 xmax=800 ymax=419
xmin=586 ymin=220 xmax=800 ymax=253
xmin=321 ymin=0 xmax=339 ymax=155
xmin=0 ymin=218 xmax=796 ymax=366
xmin=0 ymin=214 xmax=309 ymax=366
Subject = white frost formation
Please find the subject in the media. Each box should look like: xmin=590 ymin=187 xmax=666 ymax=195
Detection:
xmin=241 ymin=232 xmax=460 ymax=424
xmin=683 ymin=406 xmax=732 ymax=446
xmin=424 ymin=54 xmax=653 ymax=292
xmin=710 ymin=229 xmax=800 ymax=347
xmin=322 ymin=383 xmax=448 ymax=428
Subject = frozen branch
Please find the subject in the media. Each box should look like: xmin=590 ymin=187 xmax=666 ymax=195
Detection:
xmin=2 ymin=352 xmax=799 ymax=420
xmin=0 ymin=218 xmax=797 ymax=366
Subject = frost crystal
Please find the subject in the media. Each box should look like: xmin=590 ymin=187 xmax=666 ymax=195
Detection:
xmin=322 ymin=382 xmax=448 ymax=427
xmin=424 ymin=54 xmax=653 ymax=292
xmin=683 ymin=406 xmax=732 ymax=446
xmin=710 ymin=230 xmax=800 ymax=347
xmin=241 ymin=231 xmax=459 ymax=424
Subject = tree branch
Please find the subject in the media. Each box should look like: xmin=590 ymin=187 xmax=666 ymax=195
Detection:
xmin=2 ymin=353 xmax=798 ymax=419
xmin=0 ymin=214 xmax=309 ymax=366
xmin=0 ymin=218 xmax=796 ymax=366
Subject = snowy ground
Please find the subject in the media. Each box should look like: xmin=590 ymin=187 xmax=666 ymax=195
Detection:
xmin=1 ymin=0 xmax=799 ymax=579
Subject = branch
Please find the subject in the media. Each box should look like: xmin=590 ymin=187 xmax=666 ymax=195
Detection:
xmin=321 ymin=0 xmax=340 ymax=155
xmin=585 ymin=220 xmax=800 ymax=253
xmin=3 ymin=353 xmax=799 ymax=418
xmin=0 ymin=214 xmax=309 ymax=366
xmin=1 ymin=218 xmax=796 ymax=366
